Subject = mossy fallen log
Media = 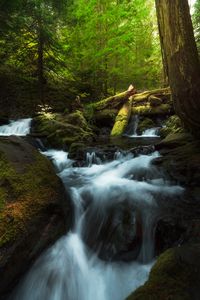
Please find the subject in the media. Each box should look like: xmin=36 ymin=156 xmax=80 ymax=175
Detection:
xmin=132 ymin=103 xmax=173 ymax=116
xmin=90 ymin=86 xmax=137 ymax=111
xmin=88 ymin=87 xmax=170 ymax=112
xmin=111 ymin=99 xmax=132 ymax=136
xmin=133 ymin=87 xmax=170 ymax=103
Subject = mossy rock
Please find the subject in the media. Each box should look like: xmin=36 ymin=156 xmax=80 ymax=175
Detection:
xmin=93 ymin=109 xmax=117 ymax=128
xmin=126 ymin=244 xmax=200 ymax=300
xmin=160 ymin=115 xmax=184 ymax=138
xmin=32 ymin=111 xmax=94 ymax=148
xmin=68 ymin=142 xmax=86 ymax=160
xmin=137 ymin=118 xmax=156 ymax=134
xmin=0 ymin=136 xmax=71 ymax=297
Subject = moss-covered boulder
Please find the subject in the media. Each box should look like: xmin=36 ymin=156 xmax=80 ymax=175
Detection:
xmin=160 ymin=115 xmax=184 ymax=138
xmin=0 ymin=136 xmax=71 ymax=297
xmin=31 ymin=110 xmax=94 ymax=148
xmin=93 ymin=109 xmax=117 ymax=128
xmin=126 ymin=244 xmax=200 ymax=300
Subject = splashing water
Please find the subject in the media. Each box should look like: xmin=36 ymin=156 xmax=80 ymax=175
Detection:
xmin=141 ymin=128 xmax=159 ymax=137
xmin=12 ymin=149 xmax=183 ymax=300
xmin=86 ymin=152 xmax=102 ymax=167
xmin=0 ymin=118 xmax=32 ymax=136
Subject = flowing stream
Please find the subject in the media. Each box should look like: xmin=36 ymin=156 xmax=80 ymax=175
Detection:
xmin=0 ymin=118 xmax=32 ymax=136
xmin=126 ymin=116 xmax=160 ymax=138
xmin=1 ymin=119 xmax=183 ymax=300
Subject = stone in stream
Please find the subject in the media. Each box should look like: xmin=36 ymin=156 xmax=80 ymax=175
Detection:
xmin=0 ymin=136 xmax=72 ymax=298
xmin=126 ymin=244 xmax=200 ymax=300
xmin=82 ymin=199 xmax=142 ymax=261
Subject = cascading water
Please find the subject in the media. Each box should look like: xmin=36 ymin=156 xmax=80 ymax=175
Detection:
xmin=141 ymin=128 xmax=159 ymax=137
xmin=86 ymin=152 xmax=102 ymax=167
xmin=0 ymin=118 xmax=32 ymax=136
xmin=12 ymin=149 xmax=184 ymax=300
xmin=125 ymin=116 xmax=161 ymax=138
xmin=125 ymin=115 xmax=139 ymax=136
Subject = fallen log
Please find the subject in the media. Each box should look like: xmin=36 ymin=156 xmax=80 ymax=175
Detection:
xmin=111 ymin=85 xmax=135 ymax=136
xmin=89 ymin=87 xmax=170 ymax=112
xmin=90 ymin=85 xmax=137 ymax=111
xmin=133 ymin=87 xmax=170 ymax=103
xmin=132 ymin=103 xmax=173 ymax=115
xmin=111 ymin=98 xmax=133 ymax=136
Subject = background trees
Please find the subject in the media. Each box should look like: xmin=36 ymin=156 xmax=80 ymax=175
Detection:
xmin=0 ymin=0 xmax=163 ymax=115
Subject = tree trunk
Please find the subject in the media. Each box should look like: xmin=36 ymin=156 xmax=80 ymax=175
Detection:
xmin=155 ymin=0 xmax=200 ymax=134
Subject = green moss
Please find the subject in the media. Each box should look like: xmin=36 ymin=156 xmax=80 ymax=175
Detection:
xmin=33 ymin=111 xmax=94 ymax=148
xmin=160 ymin=115 xmax=184 ymax=138
xmin=111 ymin=101 xmax=132 ymax=136
xmin=137 ymin=118 xmax=155 ymax=133
xmin=132 ymin=104 xmax=171 ymax=115
xmin=0 ymin=152 xmax=61 ymax=247
xmin=126 ymin=245 xmax=200 ymax=300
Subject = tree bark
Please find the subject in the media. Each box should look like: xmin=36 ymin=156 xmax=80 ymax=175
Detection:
xmin=155 ymin=0 xmax=200 ymax=134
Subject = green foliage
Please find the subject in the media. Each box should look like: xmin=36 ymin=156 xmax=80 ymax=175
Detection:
xmin=193 ymin=0 xmax=200 ymax=54
xmin=0 ymin=0 xmax=162 ymax=111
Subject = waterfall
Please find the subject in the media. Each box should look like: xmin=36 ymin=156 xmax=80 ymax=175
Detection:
xmin=125 ymin=115 xmax=139 ymax=136
xmin=142 ymin=128 xmax=159 ymax=137
xmin=12 ymin=150 xmax=183 ymax=300
xmin=86 ymin=152 xmax=102 ymax=167
xmin=41 ymin=150 xmax=73 ymax=173
xmin=0 ymin=118 xmax=32 ymax=136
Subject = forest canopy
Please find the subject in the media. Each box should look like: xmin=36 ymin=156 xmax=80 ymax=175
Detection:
xmin=0 ymin=0 xmax=199 ymax=114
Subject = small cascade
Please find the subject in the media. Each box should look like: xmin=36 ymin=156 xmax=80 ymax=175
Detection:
xmin=86 ymin=152 xmax=102 ymax=167
xmin=41 ymin=150 xmax=73 ymax=173
xmin=125 ymin=115 xmax=139 ymax=136
xmin=114 ymin=150 xmax=124 ymax=160
xmin=0 ymin=118 xmax=32 ymax=136
xmin=12 ymin=149 xmax=184 ymax=300
xmin=142 ymin=128 xmax=159 ymax=137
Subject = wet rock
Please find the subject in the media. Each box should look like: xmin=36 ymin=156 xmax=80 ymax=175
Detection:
xmin=160 ymin=115 xmax=184 ymax=138
xmin=0 ymin=136 xmax=72 ymax=298
xmin=31 ymin=110 xmax=94 ymax=148
xmin=154 ymin=133 xmax=200 ymax=186
xmin=137 ymin=118 xmax=156 ymax=134
xmin=126 ymin=244 xmax=200 ymax=300
xmin=82 ymin=200 xmax=142 ymax=261
xmin=155 ymin=218 xmax=187 ymax=255
xmin=0 ymin=117 xmax=9 ymax=126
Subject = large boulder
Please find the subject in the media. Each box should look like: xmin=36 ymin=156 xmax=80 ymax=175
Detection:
xmin=31 ymin=110 xmax=94 ymax=148
xmin=0 ymin=136 xmax=71 ymax=298
xmin=126 ymin=244 xmax=200 ymax=300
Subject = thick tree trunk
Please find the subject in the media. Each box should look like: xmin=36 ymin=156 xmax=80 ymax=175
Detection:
xmin=155 ymin=0 xmax=200 ymax=134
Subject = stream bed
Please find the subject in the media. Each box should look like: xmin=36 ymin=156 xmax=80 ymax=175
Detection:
xmin=0 ymin=119 xmax=184 ymax=300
